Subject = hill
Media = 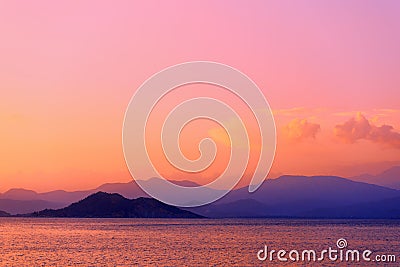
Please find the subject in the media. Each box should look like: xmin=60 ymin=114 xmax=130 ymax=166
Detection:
xmin=0 ymin=210 xmax=10 ymax=217
xmin=29 ymin=192 xmax=203 ymax=218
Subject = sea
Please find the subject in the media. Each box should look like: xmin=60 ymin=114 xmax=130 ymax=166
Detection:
xmin=0 ymin=218 xmax=399 ymax=266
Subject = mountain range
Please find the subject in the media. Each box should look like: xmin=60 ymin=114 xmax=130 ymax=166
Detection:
xmin=0 ymin=166 xmax=399 ymax=218
xmin=0 ymin=179 xmax=196 ymax=214
xmin=187 ymin=175 xmax=400 ymax=218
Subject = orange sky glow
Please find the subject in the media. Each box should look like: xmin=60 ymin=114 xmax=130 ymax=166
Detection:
xmin=1 ymin=1 xmax=400 ymax=192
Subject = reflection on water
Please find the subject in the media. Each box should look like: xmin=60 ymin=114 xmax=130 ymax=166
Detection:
xmin=0 ymin=218 xmax=399 ymax=266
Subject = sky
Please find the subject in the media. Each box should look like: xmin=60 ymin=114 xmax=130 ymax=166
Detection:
xmin=1 ymin=1 xmax=400 ymax=192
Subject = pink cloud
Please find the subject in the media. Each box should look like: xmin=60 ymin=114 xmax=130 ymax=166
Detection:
xmin=334 ymin=113 xmax=400 ymax=149
xmin=283 ymin=118 xmax=321 ymax=141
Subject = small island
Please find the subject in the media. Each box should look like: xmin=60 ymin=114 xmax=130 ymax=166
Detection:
xmin=24 ymin=192 xmax=203 ymax=218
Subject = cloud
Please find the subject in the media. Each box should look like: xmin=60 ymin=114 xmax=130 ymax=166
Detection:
xmin=334 ymin=113 xmax=400 ymax=149
xmin=283 ymin=118 xmax=321 ymax=141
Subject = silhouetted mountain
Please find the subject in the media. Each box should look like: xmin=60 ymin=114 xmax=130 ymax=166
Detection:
xmin=0 ymin=210 xmax=10 ymax=217
xmin=0 ymin=179 xmax=202 ymax=214
xmin=0 ymin=179 xmax=201 ymax=211
xmin=29 ymin=192 xmax=203 ymax=218
xmin=222 ymin=175 xmax=399 ymax=204
xmin=0 ymin=188 xmax=94 ymax=205
xmin=187 ymin=175 xmax=400 ymax=218
xmin=351 ymin=166 xmax=400 ymax=190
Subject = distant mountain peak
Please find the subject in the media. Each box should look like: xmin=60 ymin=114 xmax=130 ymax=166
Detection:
xmin=3 ymin=188 xmax=37 ymax=194
xmin=350 ymin=165 xmax=400 ymax=190
xmin=382 ymin=165 xmax=400 ymax=174
xmin=1 ymin=188 xmax=39 ymax=200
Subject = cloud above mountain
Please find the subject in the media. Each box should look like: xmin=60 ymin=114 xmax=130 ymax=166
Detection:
xmin=334 ymin=113 xmax=400 ymax=149
xmin=283 ymin=118 xmax=321 ymax=142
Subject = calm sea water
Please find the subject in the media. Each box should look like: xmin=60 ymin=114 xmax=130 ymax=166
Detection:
xmin=0 ymin=218 xmax=399 ymax=266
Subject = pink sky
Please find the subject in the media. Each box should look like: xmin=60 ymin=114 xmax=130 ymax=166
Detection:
xmin=1 ymin=1 xmax=400 ymax=192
